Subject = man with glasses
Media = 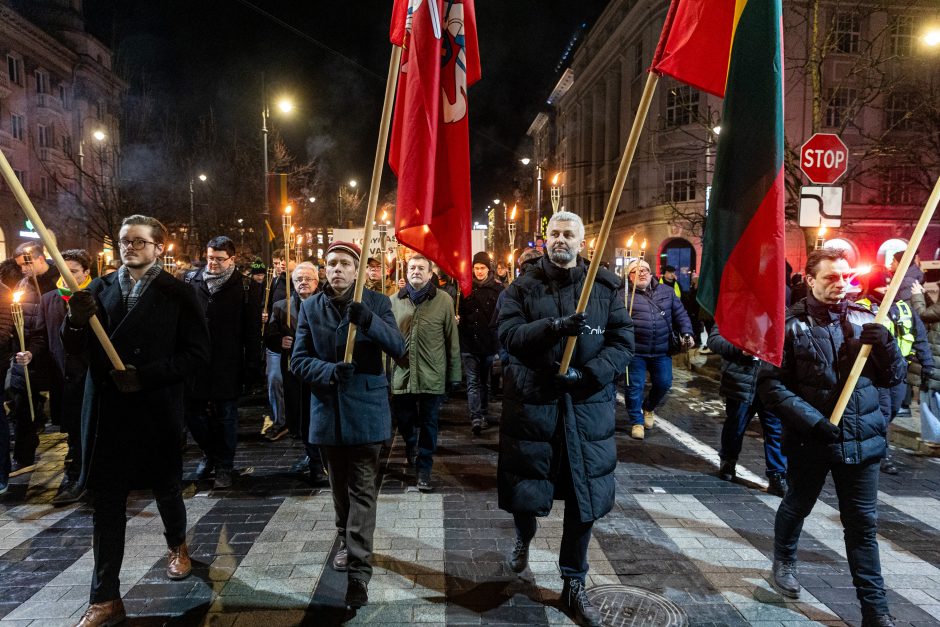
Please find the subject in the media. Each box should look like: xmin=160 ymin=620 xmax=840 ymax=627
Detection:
xmin=65 ymin=215 xmax=210 ymax=627
xmin=183 ymin=236 xmax=262 ymax=489
xmin=623 ymin=259 xmax=693 ymax=440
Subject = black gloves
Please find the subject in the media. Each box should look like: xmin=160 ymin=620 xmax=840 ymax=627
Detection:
xmin=549 ymin=312 xmax=586 ymax=337
xmin=333 ymin=362 xmax=355 ymax=385
xmin=921 ymin=367 xmax=935 ymax=390
xmin=553 ymin=366 xmax=583 ymax=389
xmin=812 ymin=419 xmax=841 ymax=444
xmin=110 ymin=365 xmax=142 ymax=393
xmin=68 ymin=291 xmax=97 ymax=327
xmin=348 ymin=302 xmax=373 ymax=331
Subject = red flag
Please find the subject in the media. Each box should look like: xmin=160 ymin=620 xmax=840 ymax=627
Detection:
xmin=389 ymin=0 xmax=480 ymax=296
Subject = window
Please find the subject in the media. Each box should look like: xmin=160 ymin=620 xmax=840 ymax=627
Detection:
xmin=883 ymin=166 xmax=918 ymax=205
xmin=633 ymin=43 xmax=643 ymax=77
xmin=35 ymin=71 xmax=48 ymax=94
xmin=665 ymin=161 xmax=697 ymax=203
xmin=889 ymin=15 xmax=914 ymax=57
xmin=96 ymin=99 xmax=104 ymax=119
xmin=39 ymin=176 xmax=50 ymax=199
xmin=13 ymin=169 xmax=26 ymax=188
xmin=825 ymin=88 xmax=856 ymax=128
xmin=6 ymin=54 xmax=21 ymax=85
xmin=666 ymin=85 xmax=698 ymax=127
xmin=886 ymin=92 xmax=915 ymax=131
xmin=62 ymin=134 xmax=72 ymax=157
xmin=10 ymin=113 xmax=24 ymax=141
xmin=833 ymin=13 xmax=860 ymax=54
xmin=37 ymin=124 xmax=50 ymax=148
xmin=58 ymin=83 xmax=69 ymax=109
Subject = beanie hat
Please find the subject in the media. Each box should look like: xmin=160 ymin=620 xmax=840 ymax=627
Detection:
xmin=249 ymin=260 xmax=267 ymax=276
xmin=327 ymin=241 xmax=361 ymax=263
xmin=472 ymin=251 xmax=492 ymax=269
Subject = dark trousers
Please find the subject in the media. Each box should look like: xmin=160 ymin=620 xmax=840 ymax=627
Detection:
xmin=462 ymin=353 xmax=493 ymax=425
xmin=0 ymin=400 xmax=9 ymax=485
xmin=10 ymin=387 xmax=41 ymax=466
xmin=90 ymin=482 xmax=187 ymax=603
xmin=185 ymin=398 xmax=239 ymax=472
xmin=283 ymin=370 xmax=324 ymax=474
xmin=58 ymin=378 xmax=85 ymax=481
xmin=393 ymin=393 xmax=445 ymax=472
xmin=321 ymin=443 xmax=382 ymax=584
xmin=774 ymin=455 xmax=888 ymax=617
xmin=625 ymin=354 xmax=673 ymax=425
xmin=719 ymin=397 xmax=787 ymax=476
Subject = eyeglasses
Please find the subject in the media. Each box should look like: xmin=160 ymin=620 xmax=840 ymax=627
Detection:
xmin=628 ymin=268 xmax=652 ymax=276
xmin=207 ymin=255 xmax=231 ymax=264
xmin=118 ymin=238 xmax=157 ymax=250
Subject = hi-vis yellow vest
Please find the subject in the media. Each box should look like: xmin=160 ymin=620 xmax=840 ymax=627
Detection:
xmin=857 ymin=298 xmax=915 ymax=358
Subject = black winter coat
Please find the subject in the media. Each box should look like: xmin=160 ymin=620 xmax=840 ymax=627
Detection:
xmin=458 ymin=274 xmax=501 ymax=355
xmin=707 ymin=325 xmax=761 ymax=404
xmin=623 ymin=282 xmax=692 ymax=357
xmin=497 ymin=256 xmax=634 ymax=523
xmin=65 ymin=271 xmax=210 ymax=491
xmin=40 ymin=289 xmax=89 ymax=385
xmin=187 ymin=269 xmax=263 ymax=399
xmin=9 ymin=277 xmax=52 ymax=391
xmin=758 ymin=296 xmax=906 ymax=464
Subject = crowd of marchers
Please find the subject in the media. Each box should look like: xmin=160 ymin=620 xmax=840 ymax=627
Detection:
xmin=0 ymin=211 xmax=932 ymax=627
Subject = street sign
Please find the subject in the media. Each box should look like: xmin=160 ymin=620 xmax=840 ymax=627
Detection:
xmin=798 ymin=185 xmax=842 ymax=228
xmin=800 ymin=133 xmax=848 ymax=184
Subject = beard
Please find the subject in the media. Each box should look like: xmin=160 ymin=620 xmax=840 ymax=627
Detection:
xmin=549 ymin=245 xmax=575 ymax=265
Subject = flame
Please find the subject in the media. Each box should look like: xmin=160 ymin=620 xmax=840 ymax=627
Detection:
xmin=510 ymin=205 xmax=517 ymax=221
xmin=290 ymin=225 xmax=295 ymax=234
xmin=296 ymin=234 xmax=303 ymax=246
xmin=551 ymin=173 xmax=560 ymax=185
xmin=168 ymin=244 xmax=174 ymax=252
xmin=589 ymin=238 xmax=596 ymax=249
xmin=818 ymin=225 xmax=827 ymax=237
xmin=13 ymin=291 xmax=22 ymax=304
xmin=381 ymin=210 xmax=388 ymax=221
xmin=641 ymin=239 xmax=647 ymax=250
xmin=285 ymin=205 xmax=292 ymax=215
xmin=98 ymin=252 xmax=103 ymax=257
xmin=626 ymin=236 xmax=634 ymax=248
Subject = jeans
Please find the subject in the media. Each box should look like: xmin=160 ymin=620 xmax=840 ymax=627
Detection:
xmin=266 ymin=349 xmax=285 ymax=428
xmin=393 ymin=393 xmax=445 ymax=472
xmin=90 ymin=482 xmax=187 ymax=603
xmin=719 ymin=397 xmax=787 ymax=476
xmin=185 ymin=398 xmax=239 ymax=472
xmin=774 ymin=455 xmax=888 ymax=617
xmin=321 ymin=443 xmax=382 ymax=584
xmin=462 ymin=353 xmax=493 ymax=426
xmin=625 ymin=354 xmax=673 ymax=426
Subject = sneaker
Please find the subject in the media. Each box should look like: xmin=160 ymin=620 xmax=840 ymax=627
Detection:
xmin=194 ymin=457 xmax=214 ymax=480
xmin=481 ymin=418 xmax=491 ymax=430
xmin=771 ymin=559 xmax=801 ymax=598
xmin=417 ymin=471 xmax=432 ymax=492
xmin=560 ymin=578 xmax=602 ymax=627
xmin=643 ymin=410 xmax=656 ymax=429
xmin=345 ymin=578 xmax=368 ymax=609
xmin=718 ymin=460 xmax=736 ymax=482
xmin=213 ymin=470 xmax=233 ymax=490
xmin=265 ymin=426 xmax=289 ymax=442
xmin=508 ymin=537 xmax=529 ymax=573
xmin=861 ymin=615 xmax=896 ymax=627
xmin=260 ymin=414 xmax=274 ymax=435
xmin=767 ymin=472 xmax=788 ymax=497
xmin=74 ymin=599 xmax=126 ymax=627
xmin=308 ymin=471 xmax=330 ymax=487
xmin=471 ymin=422 xmax=482 ymax=436
xmin=630 ymin=424 xmax=644 ymax=440
xmin=53 ymin=481 xmax=86 ymax=506
xmin=880 ymin=457 xmax=900 ymax=475
xmin=290 ymin=455 xmax=311 ymax=475
xmin=896 ymin=407 xmax=912 ymax=418
xmin=332 ymin=543 xmax=348 ymax=571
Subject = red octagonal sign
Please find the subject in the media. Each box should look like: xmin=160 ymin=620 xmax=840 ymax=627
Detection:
xmin=800 ymin=133 xmax=848 ymax=185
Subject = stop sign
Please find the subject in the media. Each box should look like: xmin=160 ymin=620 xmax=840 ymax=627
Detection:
xmin=800 ymin=133 xmax=848 ymax=184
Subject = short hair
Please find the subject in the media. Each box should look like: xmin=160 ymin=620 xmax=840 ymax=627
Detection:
xmin=626 ymin=259 xmax=651 ymax=274
xmin=546 ymin=211 xmax=585 ymax=239
xmin=408 ymin=254 xmax=430 ymax=270
xmin=121 ymin=214 xmax=167 ymax=245
xmin=663 ymin=265 xmax=677 ymax=273
xmin=0 ymin=258 xmax=22 ymax=288
xmin=61 ymin=249 xmax=92 ymax=272
xmin=517 ymin=248 xmax=541 ymax=267
xmin=206 ymin=236 xmax=236 ymax=257
xmin=14 ymin=242 xmax=43 ymax=258
xmin=805 ymin=248 xmax=848 ymax=278
xmin=894 ymin=249 xmax=918 ymax=263
xmin=272 ymin=250 xmax=296 ymax=261
xmin=292 ymin=261 xmax=318 ymax=279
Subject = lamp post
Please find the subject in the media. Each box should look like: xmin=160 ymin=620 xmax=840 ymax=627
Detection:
xmin=189 ymin=173 xmax=207 ymax=255
xmin=283 ymin=205 xmax=293 ymax=325
xmin=337 ymin=179 xmax=358 ymax=227
xmin=507 ymin=205 xmax=517 ymax=282
xmin=261 ymin=78 xmax=295 ymax=265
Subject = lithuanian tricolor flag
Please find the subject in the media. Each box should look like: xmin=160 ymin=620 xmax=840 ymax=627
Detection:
xmin=653 ymin=0 xmax=785 ymax=366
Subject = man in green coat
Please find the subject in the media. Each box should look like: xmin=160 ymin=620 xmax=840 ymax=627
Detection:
xmin=390 ymin=254 xmax=461 ymax=491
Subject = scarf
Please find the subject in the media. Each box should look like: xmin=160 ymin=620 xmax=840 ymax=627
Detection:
xmin=324 ymin=281 xmax=355 ymax=313
xmin=118 ymin=259 xmax=164 ymax=311
xmin=56 ymin=274 xmax=92 ymax=302
xmin=405 ymin=281 xmax=433 ymax=305
xmin=203 ymin=265 xmax=236 ymax=294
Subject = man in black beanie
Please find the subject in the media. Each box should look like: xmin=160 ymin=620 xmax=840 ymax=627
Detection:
xmin=458 ymin=251 xmax=502 ymax=435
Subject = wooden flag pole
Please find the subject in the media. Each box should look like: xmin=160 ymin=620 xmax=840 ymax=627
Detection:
xmin=830 ymin=172 xmax=940 ymax=426
xmin=0 ymin=150 xmax=125 ymax=371
xmin=344 ymin=44 xmax=402 ymax=363
xmin=558 ymin=72 xmax=660 ymax=373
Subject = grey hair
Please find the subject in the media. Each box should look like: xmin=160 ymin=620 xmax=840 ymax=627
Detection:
xmin=547 ymin=211 xmax=585 ymax=239
xmin=292 ymin=261 xmax=318 ymax=279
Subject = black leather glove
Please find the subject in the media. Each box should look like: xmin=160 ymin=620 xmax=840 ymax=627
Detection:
xmin=812 ymin=419 xmax=841 ymax=444
xmin=333 ymin=362 xmax=355 ymax=385
xmin=348 ymin=302 xmax=373 ymax=331
xmin=68 ymin=291 xmax=97 ymax=327
xmin=553 ymin=366 xmax=583 ymax=389
xmin=110 ymin=365 xmax=142 ymax=393
xmin=549 ymin=312 xmax=586 ymax=337
xmin=920 ymin=367 xmax=934 ymax=389
xmin=860 ymin=322 xmax=894 ymax=352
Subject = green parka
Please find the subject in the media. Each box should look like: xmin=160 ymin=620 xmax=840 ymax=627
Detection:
xmin=391 ymin=283 xmax=461 ymax=395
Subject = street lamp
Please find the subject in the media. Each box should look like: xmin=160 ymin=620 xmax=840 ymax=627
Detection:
xmin=337 ymin=179 xmax=359 ymax=226
xmin=189 ymin=173 xmax=208 ymax=255
xmin=923 ymin=27 xmax=940 ymax=47
xmin=261 ymin=83 xmax=296 ymax=265
xmin=519 ymin=157 xmax=531 ymax=166
xmin=92 ymin=130 xmax=106 ymax=142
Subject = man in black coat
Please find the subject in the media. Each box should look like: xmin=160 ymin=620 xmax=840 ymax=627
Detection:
xmin=184 ymin=235 xmax=262 ymax=489
xmin=458 ymin=251 xmax=502 ymax=435
xmin=65 ymin=215 xmax=210 ymax=627
xmin=497 ymin=211 xmax=633 ymax=627
xmin=759 ymin=248 xmax=906 ymax=627
xmin=262 ymin=250 xmax=296 ymax=440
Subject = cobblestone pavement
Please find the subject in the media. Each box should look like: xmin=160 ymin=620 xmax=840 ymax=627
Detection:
xmin=2 ymin=366 xmax=940 ymax=626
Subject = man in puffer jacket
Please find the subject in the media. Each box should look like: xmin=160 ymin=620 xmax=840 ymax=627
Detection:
xmin=497 ymin=211 xmax=633 ymax=627
xmin=758 ymin=248 xmax=906 ymax=627
xmin=622 ymin=259 xmax=693 ymax=440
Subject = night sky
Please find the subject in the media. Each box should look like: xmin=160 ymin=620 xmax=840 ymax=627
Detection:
xmin=82 ymin=0 xmax=610 ymax=223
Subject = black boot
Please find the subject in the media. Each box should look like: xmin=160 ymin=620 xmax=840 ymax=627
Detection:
xmin=718 ymin=459 xmax=736 ymax=482
xmin=560 ymin=578 xmax=602 ymax=627
xmin=508 ymin=537 xmax=529 ymax=573
xmin=861 ymin=614 xmax=896 ymax=627
xmin=767 ymin=472 xmax=788 ymax=497
xmin=345 ymin=578 xmax=368 ymax=609
xmin=771 ymin=559 xmax=800 ymax=598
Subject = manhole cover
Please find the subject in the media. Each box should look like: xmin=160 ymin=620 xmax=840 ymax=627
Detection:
xmin=586 ymin=584 xmax=688 ymax=627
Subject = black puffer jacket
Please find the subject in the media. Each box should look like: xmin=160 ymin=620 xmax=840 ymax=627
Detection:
xmin=458 ymin=273 xmax=502 ymax=355
xmin=497 ymin=256 xmax=633 ymax=523
xmin=707 ymin=325 xmax=761 ymax=404
xmin=758 ymin=295 xmax=906 ymax=464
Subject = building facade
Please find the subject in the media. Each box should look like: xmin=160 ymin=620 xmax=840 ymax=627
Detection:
xmin=0 ymin=0 xmax=124 ymax=258
xmin=529 ymin=0 xmax=940 ymax=289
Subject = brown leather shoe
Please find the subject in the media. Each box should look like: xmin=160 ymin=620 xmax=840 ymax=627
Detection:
xmin=331 ymin=543 xmax=348 ymax=571
xmin=166 ymin=542 xmax=192 ymax=580
xmin=75 ymin=599 xmax=126 ymax=626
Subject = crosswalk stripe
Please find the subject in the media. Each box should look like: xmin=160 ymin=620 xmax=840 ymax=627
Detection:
xmin=0 ymin=503 xmax=81 ymax=556
xmin=878 ymin=493 xmax=940 ymax=533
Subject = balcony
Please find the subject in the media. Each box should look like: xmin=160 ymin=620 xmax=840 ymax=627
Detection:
xmin=36 ymin=93 xmax=63 ymax=114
